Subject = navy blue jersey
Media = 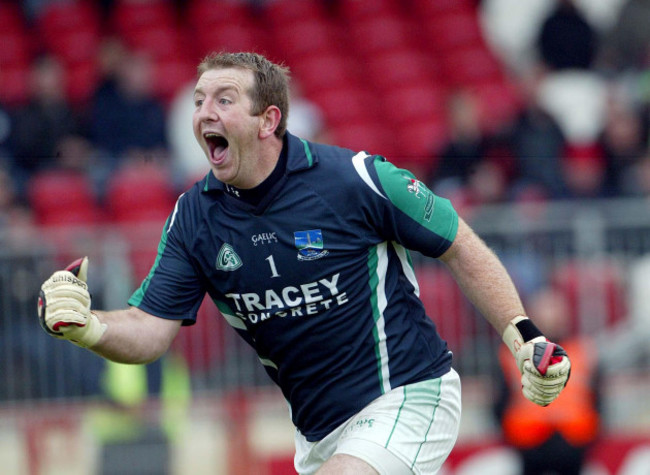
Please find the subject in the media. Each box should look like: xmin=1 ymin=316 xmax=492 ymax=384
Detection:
xmin=129 ymin=132 xmax=458 ymax=441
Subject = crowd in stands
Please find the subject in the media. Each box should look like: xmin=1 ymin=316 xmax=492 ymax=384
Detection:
xmin=1 ymin=0 xmax=650 ymax=240
xmin=4 ymin=0 xmax=650 ymax=409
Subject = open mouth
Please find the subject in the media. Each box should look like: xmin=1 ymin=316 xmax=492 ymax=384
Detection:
xmin=204 ymin=133 xmax=229 ymax=162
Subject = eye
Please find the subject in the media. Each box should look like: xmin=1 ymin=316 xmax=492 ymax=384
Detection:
xmin=219 ymin=97 xmax=232 ymax=105
xmin=194 ymin=98 xmax=203 ymax=107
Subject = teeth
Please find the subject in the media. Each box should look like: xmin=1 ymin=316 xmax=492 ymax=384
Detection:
xmin=204 ymin=133 xmax=219 ymax=138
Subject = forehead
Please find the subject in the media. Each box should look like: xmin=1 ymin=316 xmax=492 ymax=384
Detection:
xmin=194 ymin=67 xmax=255 ymax=95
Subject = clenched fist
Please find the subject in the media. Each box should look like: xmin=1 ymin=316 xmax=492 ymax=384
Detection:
xmin=503 ymin=315 xmax=571 ymax=406
xmin=38 ymin=257 xmax=106 ymax=348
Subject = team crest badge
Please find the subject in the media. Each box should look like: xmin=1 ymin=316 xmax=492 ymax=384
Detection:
xmin=216 ymin=243 xmax=243 ymax=271
xmin=405 ymin=176 xmax=435 ymax=222
xmin=294 ymin=229 xmax=329 ymax=261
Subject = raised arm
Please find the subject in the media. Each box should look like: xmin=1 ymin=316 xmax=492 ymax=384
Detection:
xmin=39 ymin=257 xmax=181 ymax=364
xmin=438 ymin=218 xmax=571 ymax=406
xmin=438 ymin=217 xmax=525 ymax=335
xmin=89 ymin=307 xmax=181 ymax=364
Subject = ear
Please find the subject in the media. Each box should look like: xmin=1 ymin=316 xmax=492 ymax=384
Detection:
xmin=259 ymin=105 xmax=281 ymax=139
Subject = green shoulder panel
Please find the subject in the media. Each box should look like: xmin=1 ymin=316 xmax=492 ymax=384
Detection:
xmin=373 ymin=158 xmax=458 ymax=241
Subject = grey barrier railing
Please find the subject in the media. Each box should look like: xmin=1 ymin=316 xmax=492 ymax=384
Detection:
xmin=2 ymin=198 xmax=650 ymax=405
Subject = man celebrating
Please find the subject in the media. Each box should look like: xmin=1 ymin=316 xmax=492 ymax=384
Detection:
xmin=39 ymin=52 xmax=570 ymax=474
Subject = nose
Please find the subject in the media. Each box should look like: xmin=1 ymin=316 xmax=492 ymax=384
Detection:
xmin=196 ymin=97 xmax=219 ymax=123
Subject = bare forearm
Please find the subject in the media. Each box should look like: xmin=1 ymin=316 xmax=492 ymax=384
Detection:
xmin=440 ymin=218 xmax=525 ymax=336
xmin=89 ymin=307 xmax=181 ymax=364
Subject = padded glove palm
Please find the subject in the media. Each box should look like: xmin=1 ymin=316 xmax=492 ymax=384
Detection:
xmin=503 ymin=316 xmax=571 ymax=406
xmin=38 ymin=257 xmax=106 ymax=348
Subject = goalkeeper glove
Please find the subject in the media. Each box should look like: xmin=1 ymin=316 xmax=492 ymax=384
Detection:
xmin=502 ymin=315 xmax=571 ymax=406
xmin=38 ymin=257 xmax=106 ymax=348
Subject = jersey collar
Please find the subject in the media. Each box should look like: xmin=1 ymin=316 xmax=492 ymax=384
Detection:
xmin=201 ymin=132 xmax=319 ymax=193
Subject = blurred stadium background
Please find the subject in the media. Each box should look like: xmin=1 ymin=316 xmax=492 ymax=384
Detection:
xmin=2 ymin=0 xmax=650 ymax=473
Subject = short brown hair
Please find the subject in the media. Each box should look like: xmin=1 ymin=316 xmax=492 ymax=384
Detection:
xmin=197 ymin=52 xmax=290 ymax=137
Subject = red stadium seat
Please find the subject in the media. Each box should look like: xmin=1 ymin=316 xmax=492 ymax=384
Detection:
xmin=337 ymin=0 xmax=400 ymax=22
xmin=411 ymin=0 xmax=475 ymax=18
xmin=289 ymin=52 xmax=358 ymax=95
xmin=65 ymin=60 xmax=100 ymax=106
xmin=124 ymin=25 xmax=186 ymax=61
xmin=395 ymin=116 xmax=449 ymax=165
xmin=271 ymin=18 xmax=341 ymax=62
xmin=364 ymin=49 xmax=434 ymax=92
xmin=348 ymin=14 xmax=412 ymax=56
xmin=37 ymin=1 xmax=101 ymax=45
xmin=309 ymin=86 xmax=381 ymax=127
xmin=0 ymin=63 xmax=30 ymax=107
xmin=382 ymin=80 xmax=447 ymax=127
xmin=0 ymin=2 xmax=26 ymax=33
xmin=330 ymin=120 xmax=391 ymax=156
xmin=264 ymin=0 xmax=329 ymax=27
xmin=105 ymin=162 xmax=178 ymax=281
xmin=105 ymin=163 xmax=177 ymax=225
xmin=473 ymin=79 xmax=522 ymax=133
xmin=110 ymin=0 xmax=176 ymax=36
xmin=27 ymin=170 xmax=103 ymax=226
xmin=0 ymin=30 xmax=32 ymax=66
xmin=439 ymin=45 xmax=503 ymax=87
xmin=425 ymin=11 xmax=485 ymax=52
xmin=187 ymin=0 xmax=252 ymax=30
xmin=36 ymin=2 xmax=101 ymax=77
xmin=46 ymin=27 xmax=100 ymax=65
xmin=196 ymin=23 xmax=269 ymax=59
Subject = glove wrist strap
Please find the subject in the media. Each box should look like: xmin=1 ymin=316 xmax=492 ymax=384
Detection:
xmin=66 ymin=312 xmax=107 ymax=349
xmin=502 ymin=315 xmax=544 ymax=357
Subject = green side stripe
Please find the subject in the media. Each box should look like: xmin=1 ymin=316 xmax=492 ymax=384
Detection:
xmin=384 ymin=378 xmax=443 ymax=470
xmin=366 ymin=244 xmax=385 ymax=393
xmin=411 ymin=378 xmax=442 ymax=469
xmin=128 ymin=216 xmax=171 ymax=306
xmin=300 ymin=138 xmax=313 ymax=167
xmin=385 ymin=386 xmax=408 ymax=448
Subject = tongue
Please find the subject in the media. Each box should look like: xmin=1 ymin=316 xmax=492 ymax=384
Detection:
xmin=209 ymin=142 xmax=228 ymax=162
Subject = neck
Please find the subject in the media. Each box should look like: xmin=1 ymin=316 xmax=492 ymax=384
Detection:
xmin=241 ymin=135 xmax=283 ymax=189
xmin=224 ymin=136 xmax=288 ymax=205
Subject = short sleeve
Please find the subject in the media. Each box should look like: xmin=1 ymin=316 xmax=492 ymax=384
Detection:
xmin=372 ymin=157 xmax=458 ymax=257
xmin=128 ymin=196 xmax=205 ymax=324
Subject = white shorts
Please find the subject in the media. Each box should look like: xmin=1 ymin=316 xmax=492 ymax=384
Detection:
xmin=294 ymin=368 xmax=462 ymax=475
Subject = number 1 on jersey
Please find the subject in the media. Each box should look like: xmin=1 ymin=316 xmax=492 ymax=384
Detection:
xmin=265 ymin=255 xmax=280 ymax=278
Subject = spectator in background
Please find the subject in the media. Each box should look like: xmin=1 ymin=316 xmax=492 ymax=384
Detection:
xmin=428 ymin=89 xmax=513 ymax=214
xmin=561 ymin=143 xmax=608 ymax=200
xmin=597 ymin=0 xmax=650 ymax=73
xmin=598 ymin=88 xmax=647 ymax=196
xmin=614 ymin=152 xmax=650 ymax=197
xmin=536 ymin=0 xmax=598 ymax=71
xmin=428 ymin=90 xmax=492 ymax=194
xmin=507 ymin=67 xmax=567 ymax=200
xmin=52 ymin=134 xmax=113 ymax=198
xmin=90 ymin=47 xmax=168 ymax=170
xmin=457 ymin=159 xmax=509 ymax=217
xmin=495 ymin=285 xmax=601 ymax=475
xmin=0 ymin=165 xmax=34 ymax=247
xmin=9 ymin=55 xmax=82 ymax=195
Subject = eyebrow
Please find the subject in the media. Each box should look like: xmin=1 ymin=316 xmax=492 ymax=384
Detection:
xmin=193 ymin=85 xmax=239 ymax=98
